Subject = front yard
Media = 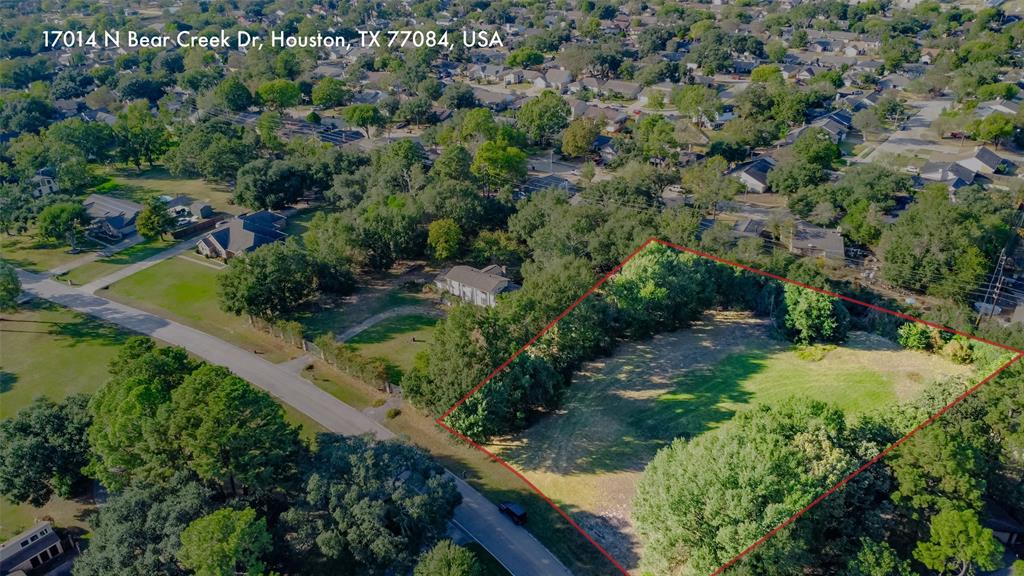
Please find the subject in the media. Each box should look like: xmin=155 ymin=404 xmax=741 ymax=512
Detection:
xmin=0 ymin=232 xmax=103 ymax=273
xmin=61 ymin=238 xmax=177 ymax=285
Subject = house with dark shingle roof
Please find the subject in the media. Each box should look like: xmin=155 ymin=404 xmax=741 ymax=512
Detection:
xmin=195 ymin=211 xmax=287 ymax=261
xmin=434 ymin=264 xmax=519 ymax=307
xmin=83 ymin=194 xmax=142 ymax=239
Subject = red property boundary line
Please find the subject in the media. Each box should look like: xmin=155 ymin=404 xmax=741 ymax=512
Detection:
xmin=436 ymin=237 xmax=1024 ymax=576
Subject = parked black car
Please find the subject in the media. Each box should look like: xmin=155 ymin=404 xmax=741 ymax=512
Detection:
xmin=498 ymin=502 xmax=527 ymax=525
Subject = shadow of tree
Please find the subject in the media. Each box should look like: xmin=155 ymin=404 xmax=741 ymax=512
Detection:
xmin=0 ymin=371 xmax=15 ymax=393
xmin=348 ymin=314 xmax=437 ymax=345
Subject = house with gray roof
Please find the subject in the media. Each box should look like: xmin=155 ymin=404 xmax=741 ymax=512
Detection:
xmin=0 ymin=521 xmax=66 ymax=575
xmin=434 ymin=264 xmax=519 ymax=307
xmin=83 ymin=194 xmax=142 ymax=239
xmin=195 ymin=211 xmax=287 ymax=261
xmin=957 ymin=146 xmax=1011 ymax=175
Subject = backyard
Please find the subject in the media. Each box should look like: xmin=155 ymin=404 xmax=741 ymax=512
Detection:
xmin=486 ymin=310 xmax=980 ymax=568
xmin=97 ymin=166 xmax=241 ymax=215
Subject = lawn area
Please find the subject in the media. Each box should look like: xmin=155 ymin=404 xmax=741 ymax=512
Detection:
xmin=301 ymin=361 xmax=382 ymax=410
xmin=487 ymin=311 xmax=977 ymax=568
xmin=348 ymin=314 xmax=437 ymax=377
xmin=280 ymin=402 xmax=328 ymax=442
xmin=61 ymin=238 xmax=177 ymax=285
xmin=295 ymin=288 xmax=430 ymax=340
xmin=102 ymin=257 xmax=300 ymax=363
xmin=97 ymin=165 xmax=241 ymax=215
xmin=0 ymin=232 xmax=102 ymax=273
xmin=0 ymin=302 xmax=132 ymax=539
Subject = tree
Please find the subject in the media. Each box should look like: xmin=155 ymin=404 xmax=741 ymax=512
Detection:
xmin=73 ymin=475 xmax=213 ymax=576
xmin=177 ymin=508 xmax=272 ymax=576
xmin=37 ymin=202 xmax=90 ymax=249
xmin=782 ymin=283 xmax=849 ymax=344
xmin=233 ymin=158 xmax=307 ymax=210
xmin=342 ymin=104 xmax=385 ymax=138
xmin=792 ymin=127 xmax=840 ymax=169
xmin=440 ymin=83 xmax=478 ymax=110
xmin=0 ymin=396 xmax=91 ymax=506
xmin=561 ymin=117 xmax=601 ymax=158
xmin=750 ymin=64 xmax=783 ymax=83
xmin=0 ymin=262 xmax=20 ymax=311
xmin=846 ymin=539 xmax=913 ymax=576
xmin=414 ymin=540 xmax=481 ymax=576
xmin=113 ymin=100 xmax=169 ymax=170
xmin=256 ymin=79 xmax=301 ymax=109
xmin=218 ymin=240 xmax=317 ymax=319
xmin=765 ymin=40 xmax=788 ymax=63
xmin=852 ymin=108 xmax=884 ymax=140
xmin=303 ymin=212 xmax=359 ymax=294
xmin=680 ymin=156 xmax=741 ymax=217
xmin=215 ymin=76 xmax=253 ymax=112
xmin=767 ymin=157 xmax=826 ymax=195
xmin=311 ymin=77 xmax=351 ymax=108
xmin=634 ymin=400 xmax=857 ymax=576
xmin=914 ymin=508 xmax=1003 ymax=575
xmin=516 ymin=90 xmax=570 ymax=145
xmin=507 ymin=48 xmax=544 ymax=68
xmin=672 ymin=85 xmax=723 ymax=126
xmin=471 ymin=140 xmax=528 ymax=191
xmin=969 ymin=113 xmax=1015 ymax=148
xmin=428 ymin=219 xmax=462 ymax=261
xmin=880 ymin=36 xmax=920 ymax=72
xmin=283 ymin=435 xmax=461 ymax=575
xmin=135 ymin=198 xmax=174 ymax=239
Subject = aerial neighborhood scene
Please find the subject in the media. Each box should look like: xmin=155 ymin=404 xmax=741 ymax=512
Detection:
xmin=2 ymin=0 xmax=1024 ymax=575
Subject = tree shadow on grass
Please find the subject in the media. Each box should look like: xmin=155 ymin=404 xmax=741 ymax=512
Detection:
xmin=0 ymin=371 xmax=15 ymax=393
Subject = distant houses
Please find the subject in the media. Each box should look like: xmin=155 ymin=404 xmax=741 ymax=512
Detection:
xmin=434 ymin=264 xmax=519 ymax=307
xmin=195 ymin=211 xmax=287 ymax=261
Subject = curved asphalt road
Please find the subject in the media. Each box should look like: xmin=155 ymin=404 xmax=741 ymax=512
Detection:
xmin=15 ymin=270 xmax=572 ymax=576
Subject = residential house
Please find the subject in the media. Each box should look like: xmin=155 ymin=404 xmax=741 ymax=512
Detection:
xmin=544 ymin=68 xmax=574 ymax=92
xmin=163 ymin=195 xmax=214 ymax=225
xmin=789 ymin=224 xmax=846 ymax=260
xmin=83 ymin=194 xmax=142 ymax=240
xmin=467 ymin=64 xmax=505 ymax=83
xmin=434 ymin=264 xmax=519 ymax=307
xmin=730 ymin=157 xmax=776 ymax=193
xmin=919 ymin=161 xmax=977 ymax=191
xmin=30 ymin=171 xmax=58 ymax=198
xmin=195 ymin=211 xmax=287 ymax=261
xmin=472 ymin=87 xmax=517 ymax=111
xmin=601 ymin=79 xmax=642 ymax=100
xmin=957 ymin=146 xmax=1010 ymax=176
xmin=0 ymin=522 xmax=66 ymax=576
xmin=583 ymin=105 xmax=629 ymax=132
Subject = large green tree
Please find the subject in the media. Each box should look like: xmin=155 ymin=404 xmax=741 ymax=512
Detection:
xmin=782 ymin=283 xmax=850 ymax=344
xmin=414 ymin=540 xmax=481 ymax=576
xmin=218 ymin=240 xmax=317 ymax=319
xmin=0 ymin=262 xmax=20 ymax=311
xmin=37 ymin=202 xmax=90 ymax=249
xmin=113 ymin=100 xmax=169 ymax=170
xmin=135 ymin=198 xmax=174 ymax=239
xmin=177 ymin=507 xmax=273 ymax=576
xmin=516 ymin=90 xmax=570 ymax=145
xmin=913 ymin=508 xmax=1003 ymax=575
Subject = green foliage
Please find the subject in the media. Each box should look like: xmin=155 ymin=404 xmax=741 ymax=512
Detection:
xmin=233 ymin=158 xmax=307 ymax=210
xmin=561 ymin=117 xmax=601 ymax=158
xmin=37 ymin=202 xmax=90 ymax=249
xmin=177 ymin=507 xmax=272 ymax=576
xmin=672 ymin=85 xmax=723 ymax=125
xmin=0 ymin=395 xmax=92 ymax=506
xmin=516 ymin=90 xmax=570 ymax=145
xmin=311 ymin=77 xmax=351 ymax=108
xmin=634 ymin=400 xmax=856 ymax=576
xmin=342 ymin=104 xmax=385 ymax=138
xmin=750 ymin=64 xmax=783 ymax=83
xmin=470 ymin=140 xmax=527 ymax=191
xmin=135 ymin=198 xmax=174 ymax=239
xmin=890 ymin=425 xmax=986 ymax=515
xmin=427 ymin=218 xmax=462 ymax=261
xmin=113 ymin=100 xmax=169 ymax=170
xmin=507 ymin=48 xmax=544 ymax=68
xmin=782 ymin=283 xmax=849 ymax=344
xmin=283 ymin=435 xmax=461 ymax=575
xmin=913 ymin=508 xmax=1003 ymax=574
xmin=897 ymin=322 xmax=933 ymax=351
xmin=792 ymin=127 xmax=840 ymax=169
xmin=218 ymin=240 xmax=318 ymax=319
xmin=846 ymin=539 xmax=913 ymax=576
xmin=414 ymin=540 xmax=481 ymax=576
xmin=164 ymin=119 xmax=256 ymax=183
xmin=256 ymin=79 xmax=301 ymax=109
xmin=0 ymin=262 xmax=20 ymax=311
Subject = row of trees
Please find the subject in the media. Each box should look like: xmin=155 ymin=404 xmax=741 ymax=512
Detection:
xmin=0 ymin=337 xmax=473 ymax=576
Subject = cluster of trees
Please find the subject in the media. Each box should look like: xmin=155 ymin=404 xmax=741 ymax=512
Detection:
xmin=0 ymin=337 xmax=471 ymax=576
xmin=634 ymin=344 xmax=1023 ymax=576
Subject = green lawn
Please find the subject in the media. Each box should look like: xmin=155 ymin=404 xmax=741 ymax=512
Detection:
xmin=348 ymin=314 xmax=437 ymax=378
xmin=295 ymin=289 xmax=427 ymax=340
xmin=102 ymin=257 xmax=299 ymax=363
xmin=62 ymin=238 xmax=177 ymax=285
xmin=0 ymin=302 xmax=132 ymax=539
xmin=1 ymin=232 xmax=102 ymax=273
xmin=97 ymin=166 xmax=241 ymax=215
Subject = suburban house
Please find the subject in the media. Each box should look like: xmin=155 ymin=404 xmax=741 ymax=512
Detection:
xmin=730 ymin=157 xmax=776 ymax=193
xmin=957 ymin=146 xmax=1010 ymax=176
xmin=163 ymin=195 xmax=214 ymax=226
xmin=919 ymin=161 xmax=976 ymax=191
xmin=83 ymin=194 xmax=142 ymax=240
xmin=30 ymin=171 xmax=58 ymax=198
xmin=0 ymin=522 xmax=66 ymax=576
xmin=195 ymin=211 xmax=287 ymax=261
xmin=434 ymin=264 xmax=520 ymax=307
xmin=789 ymin=224 xmax=846 ymax=261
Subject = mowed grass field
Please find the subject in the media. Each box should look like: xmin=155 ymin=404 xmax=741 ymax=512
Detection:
xmin=62 ymin=237 xmax=177 ymax=285
xmin=0 ymin=232 xmax=102 ymax=273
xmin=489 ymin=311 xmax=975 ymax=568
xmin=101 ymin=257 xmax=301 ymax=363
xmin=98 ymin=166 xmax=242 ymax=215
xmin=348 ymin=314 xmax=437 ymax=378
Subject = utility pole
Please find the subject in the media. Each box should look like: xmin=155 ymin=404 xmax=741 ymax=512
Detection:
xmin=976 ymin=248 xmax=1007 ymax=327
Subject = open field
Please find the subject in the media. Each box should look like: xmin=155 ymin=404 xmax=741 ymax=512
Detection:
xmin=102 ymin=257 xmax=300 ymax=363
xmin=98 ymin=166 xmax=241 ymax=215
xmin=61 ymin=238 xmax=177 ymax=285
xmin=488 ymin=311 xmax=975 ymax=568
xmin=348 ymin=313 xmax=437 ymax=377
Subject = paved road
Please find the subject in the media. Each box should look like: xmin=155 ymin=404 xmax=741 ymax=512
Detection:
xmin=16 ymin=270 xmax=573 ymax=576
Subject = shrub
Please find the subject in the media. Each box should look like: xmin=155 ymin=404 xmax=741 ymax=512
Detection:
xmin=897 ymin=322 xmax=933 ymax=351
xmin=941 ymin=336 xmax=973 ymax=365
xmin=386 ymin=408 xmax=401 ymax=419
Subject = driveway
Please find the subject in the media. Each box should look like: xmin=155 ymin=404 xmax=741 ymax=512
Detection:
xmin=47 ymin=234 xmax=145 ymax=276
xmin=15 ymin=270 xmax=573 ymax=576
xmin=78 ymin=240 xmax=201 ymax=293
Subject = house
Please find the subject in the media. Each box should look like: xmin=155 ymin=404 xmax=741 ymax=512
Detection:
xmin=163 ymin=195 xmax=214 ymax=226
xmin=0 ymin=522 xmax=66 ymax=576
xmin=601 ymin=79 xmax=642 ymax=100
xmin=919 ymin=161 xmax=977 ymax=191
xmin=195 ymin=211 xmax=287 ymax=260
xmin=789 ymin=224 xmax=846 ymax=260
xmin=544 ymin=68 xmax=574 ymax=92
xmin=472 ymin=87 xmax=517 ymax=111
xmin=435 ymin=264 xmax=519 ymax=307
xmin=30 ymin=171 xmax=58 ymax=198
xmin=957 ymin=146 xmax=1010 ymax=175
xmin=730 ymin=157 xmax=776 ymax=193
xmin=83 ymin=194 xmax=142 ymax=239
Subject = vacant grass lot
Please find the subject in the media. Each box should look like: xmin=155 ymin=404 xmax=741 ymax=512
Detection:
xmin=62 ymin=238 xmax=177 ymax=285
xmin=489 ymin=311 xmax=975 ymax=568
xmin=348 ymin=314 xmax=436 ymax=378
xmin=0 ymin=232 xmax=102 ymax=273
xmin=102 ymin=257 xmax=300 ymax=363
xmin=99 ymin=166 xmax=241 ymax=215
